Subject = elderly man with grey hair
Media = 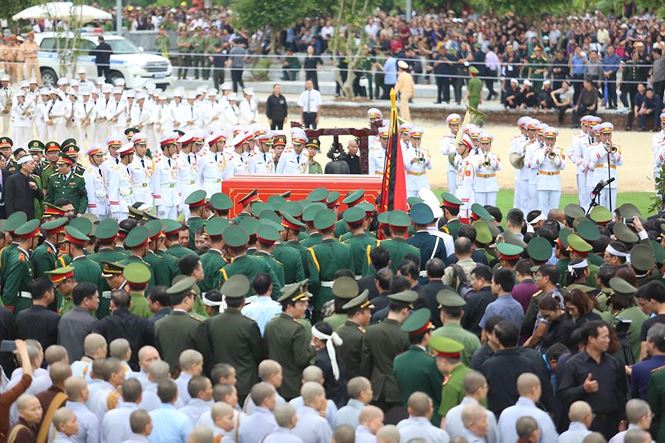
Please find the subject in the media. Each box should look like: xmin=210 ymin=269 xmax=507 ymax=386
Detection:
xmin=608 ymin=399 xmax=653 ymax=443
xmin=291 ymin=382 xmax=332 ymax=443
xmin=263 ymin=404 xmax=302 ymax=442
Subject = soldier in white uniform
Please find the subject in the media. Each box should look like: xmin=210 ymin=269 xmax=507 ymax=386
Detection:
xmin=83 ymin=145 xmax=109 ymax=217
xmin=533 ymin=128 xmax=566 ymax=214
xmin=177 ymin=132 xmax=202 ymax=217
xmin=101 ymin=135 xmax=123 ymax=181
xmin=11 ymin=91 xmax=33 ymax=149
xmin=224 ymin=131 xmax=251 ymax=179
xmin=588 ymin=122 xmax=622 ymax=210
xmin=369 ymin=126 xmax=388 ymax=175
xmin=129 ymin=132 xmax=155 ymax=209
xmin=221 ymin=93 xmax=240 ymax=131
xmin=399 ymin=122 xmax=412 ymax=152
xmin=107 ymin=87 xmax=127 ymax=135
xmin=94 ymin=84 xmax=113 ymax=145
xmin=154 ymin=93 xmax=174 ymax=138
xmin=47 ymin=90 xmax=67 ymax=142
xmin=63 ymin=89 xmax=78 ymax=141
xmin=248 ymin=130 xmax=275 ymax=174
xmin=440 ymin=113 xmax=461 ymax=194
xmin=456 ymin=134 xmax=476 ymax=222
xmin=404 ymin=127 xmax=432 ymax=197
xmin=75 ymin=88 xmax=96 ymax=147
xmin=367 ymin=108 xmax=383 ymax=151
xmin=0 ymin=75 xmax=13 ymax=134
xmin=108 ymin=143 xmax=136 ymax=221
xmin=652 ymin=112 xmax=665 ymax=181
xmin=34 ymin=88 xmax=50 ymax=142
xmin=199 ymin=131 xmax=228 ymax=196
xmin=474 ymin=132 xmax=500 ymax=206
xmin=568 ymin=115 xmax=592 ymax=210
xmin=510 ymin=116 xmax=531 ymax=210
xmin=130 ymin=94 xmax=152 ymax=140
xmin=238 ymin=88 xmax=258 ymax=126
xmin=171 ymin=90 xmax=187 ymax=133
xmin=276 ymin=128 xmax=308 ymax=174
xmin=522 ymin=120 xmax=543 ymax=213
xmin=153 ymin=133 xmax=181 ymax=219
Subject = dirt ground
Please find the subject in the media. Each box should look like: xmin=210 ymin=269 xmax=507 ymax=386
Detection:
xmin=280 ymin=115 xmax=658 ymax=193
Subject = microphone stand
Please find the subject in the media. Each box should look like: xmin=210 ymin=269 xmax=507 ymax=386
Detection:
xmin=586 ymin=179 xmax=612 ymax=216
xmin=606 ymin=145 xmax=613 ymax=212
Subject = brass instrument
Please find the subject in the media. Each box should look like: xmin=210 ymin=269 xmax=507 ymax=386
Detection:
xmin=605 ymin=143 xmax=617 ymax=153
xmin=483 ymin=154 xmax=491 ymax=168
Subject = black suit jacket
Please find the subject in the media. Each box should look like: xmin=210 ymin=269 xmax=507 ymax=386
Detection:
xmin=94 ymin=42 xmax=112 ymax=65
xmin=415 ymin=280 xmax=454 ymax=328
xmin=460 ymin=287 xmax=496 ymax=336
xmin=5 ymin=171 xmax=43 ymax=219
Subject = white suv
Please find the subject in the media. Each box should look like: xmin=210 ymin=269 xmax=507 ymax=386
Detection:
xmin=34 ymin=32 xmax=174 ymax=89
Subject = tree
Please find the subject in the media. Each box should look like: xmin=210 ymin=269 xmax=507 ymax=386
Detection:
xmin=490 ymin=0 xmax=569 ymax=42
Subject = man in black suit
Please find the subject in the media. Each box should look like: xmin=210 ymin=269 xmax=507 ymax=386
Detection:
xmin=0 ymin=155 xmax=10 ymax=219
xmin=93 ymin=35 xmax=113 ymax=82
xmin=415 ymin=258 xmax=453 ymax=327
xmin=4 ymin=154 xmax=43 ymax=219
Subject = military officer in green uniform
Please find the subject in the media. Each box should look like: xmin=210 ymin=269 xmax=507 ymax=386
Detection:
xmin=121 ymin=226 xmax=157 ymax=288
xmin=199 ymin=218 xmax=228 ymax=293
xmin=360 ymin=290 xmax=415 ymax=412
xmin=185 ymin=190 xmax=209 ymax=250
xmin=197 ymin=275 xmax=264 ymax=401
xmin=144 ymin=220 xmax=178 ymax=287
xmin=439 ymin=192 xmax=463 ymax=239
xmin=607 ymin=277 xmax=647 ymax=362
xmin=41 ymin=141 xmax=61 ymax=192
xmin=163 ymin=220 xmax=197 ymax=259
xmin=218 ymin=224 xmax=281 ymax=298
xmin=209 ymin=192 xmax=233 ymax=219
xmin=379 ymin=211 xmax=420 ymax=273
xmin=155 ymin=276 xmax=203 ymax=371
xmin=45 ymin=265 xmax=77 ymax=314
xmin=393 ymin=308 xmax=443 ymax=424
xmin=60 ymin=226 xmax=103 ymax=288
xmin=334 ymin=189 xmax=365 ymax=238
xmin=124 ymin=262 xmax=152 ymax=319
xmin=263 ymin=280 xmax=316 ymax=400
xmin=273 ymin=216 xmax=306 ymax=285
xmin=279 ymin=212 xmax=309 ymax=278
xmin=342 ymin=206 xmax=378 ymax=278
xmin=155 ymin=26 xmax=170 ymax=58
xmin=0 ymin=212 xmax=28 ymax=303
xmin=432 ymin=290 xmax=481 ymax=367
xmin=430 ymin=335 xmax=472 ymax=418
xmin=325 ymin=276 xmax=364 ymax=330
xmin=88 ymin=219 xmax=128 ymax=316
xmin=60 ymin=142 xmax=86 ymax=176
xmin=336 ymin=290 xmax=372 ymax=378
xmin=306 ymin=208 xmax=354 ymax=321
xmin=254 ymin=223 xmax=286 ymax=290
xmin=1 ymin=219 xmax=41 ymax=312
xmin=45 ymin=154 xmax=88 ymax=214
xmin=31 ymin=217 xmax=66 ymax=279
xmin=300 ymin=201 xmax=326 ymax=247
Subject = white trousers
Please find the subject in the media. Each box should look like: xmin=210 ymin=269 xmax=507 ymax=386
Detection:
xmin=447 ymin=170 xmax=457 ymax=195
xmin=475 ymin=192 xmax=497 ymax=207
xmin=538 ymin=190 xmax=562 ymax=215
xmin=157 ymin=205 xmax=179 ymax=219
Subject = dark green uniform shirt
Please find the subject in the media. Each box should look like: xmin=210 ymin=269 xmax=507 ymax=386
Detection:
xmin=199 ymin=249 xmax=226 ymax=294
xmin=273 ymin=243 xmax=306 ymax=285
xmin=155 ymin=310 xmax=202 ymax=371
xmin=306 ymin=239 xmax=354 ymax=315
xmin=336 ymin=319 xmax=365 ymax=378
xmin=393 ymin=345 xmax=443 ymax=423
xmin=45 ymin=172 xmax=88 ymax=214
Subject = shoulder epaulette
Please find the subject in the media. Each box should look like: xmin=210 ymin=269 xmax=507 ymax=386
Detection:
xmin=74 ymin=173 xmax=84 ymax=178
xmin=532 ymin=289 xmax=543 ymax=298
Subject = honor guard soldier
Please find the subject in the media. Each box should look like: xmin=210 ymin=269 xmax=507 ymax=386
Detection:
xmin=199 ymin=217 xmax=228 ymax=293
xmin=393 ymin=308 xmax=443 ymax=422
xmin=248 ymin=130 xmax=275 ymax=174
xmin=2 ymin=219 xmax=40 ymax=312
xmin=522 ymin=120 xmax=545 ymax=213
xmin=380 ymin=210 xmax=420 ymax=273
xmin=184 ymin=190 xmax=209 ymax=250
xmin=122 ymin=226 xmax=157 ymax=289
xmin=474 ymin=132 xmax=500 ymax=206
xmin=367 ymin=108 xmax=383 ymax=151
xmin=45 ymin=265 xmax=77 ymax=314
xmin=45 ymin=153 xmax=88 ymax=215
xmin=153 ymin=133 xmax=180 ymax=219
xmin=341 ymin=206 xmax=378 ymax=279
xmin=568 ymin=116 xmax=594 ymax=209
xmin=177 ymin=132 xmax=202 ymax=215
xmin=455 ymin=135 xmax=476 ymax=223
xmin=108 ymin=144 xmax=135 ymax=221
xmin=155 ymin=277 xmax=203 ymax=372
xmin=404 ymin=127 xmax=432 ymax=198
xmin=263 ymin=281 xmax=316 ymax=400
xmin=306 ymin=208 xmax=354 ymax=321
xmin=533 ymin=128 xmax=565 ymax=214
xmin=62 ymin=225 xmax=103 ymax=288
xmin=432 ymin=290 xmax=480 ymax=366
xmin=369 ymin=126 xmax=387 ymax=175
xmin=200 ymin=131 xmax=227 ymax=196
xmin=198 ymin=274 xmax=264 ymax=402
xmin=509 ymin=118 xmax=531 ymax=211
xmin=430 ymin=335 xmax=471 ymax=418
xmin=129 ymin=133 xmax=155 ymax=209
xmin=588 ymin=122 xmax=622 ymax=210
xmin=218 ymin=224 xmax=281 ymax=298
xmin=336 ymin=291 xmax=372 ymax=378
xmin=408 ymin=203 xmax=447 ymax=280
xmin=224 ymin=131 xmax=250 ymax=179
xmin=100 ymin=135 xmax=123 ymax=180
xmin=123 ymin=262 xmax=152 ymax=319
xmin=438 ymin=192 xmax=463 ymax=239
xmin=32 ymin=217 xmax=66 ymax=279
xmin=360 ymin=290 xmax=415 ymax=413
xmin=324 ymin=276 xmax=364 ymax=331
xmin=441 ymin=113 xmax=462 ymax=194
xmin=276 ymin=128 xmax=308 ymax=174
xmin=273 ymin=213 xmax=307 ymax=285
xmin=83 ymin=146 xmax=109 ymax=217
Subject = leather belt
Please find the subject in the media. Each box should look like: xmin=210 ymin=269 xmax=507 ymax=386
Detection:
xmin=320 ymin=281 xmax=334 ymax=288
xmin=538 ymin=171 xmax=560 ymax=176
xmin=19 ymin=291 xmax=32 ymax=299
xmin=595 ymin=163 xmax=617 ymax=169
xmin=407 ymin=171 xmax=426 ymax=176
xmin=477 ymin=173 xmax=496 ymax=178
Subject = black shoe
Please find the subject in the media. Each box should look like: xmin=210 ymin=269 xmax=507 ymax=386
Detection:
xmin=626 ymin=126 xmax=632 ymax=131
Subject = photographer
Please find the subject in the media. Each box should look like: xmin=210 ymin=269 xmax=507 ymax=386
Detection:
xmin=324 ymin=142 xmax=350 ymax=174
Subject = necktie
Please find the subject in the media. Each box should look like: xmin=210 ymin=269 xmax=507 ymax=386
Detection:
xmin=98 ymin=168 xmax=103 ymax=178
xmin=214 ymin=153 xmax=218 ymax=162
xmin=167 ymin=158 xmax=172 ymax=167
xmin=307 ymin=91 xmax=311 ymax=113
xmin=187 ymin=155 xmax=191 ymax=165
xmin=263 ymin=153 xmax=267 ymax=162
xmin=141 ymin=158 xmax=145 ymax=168
xmin=297 ymin=154 xmax=300 ymax=164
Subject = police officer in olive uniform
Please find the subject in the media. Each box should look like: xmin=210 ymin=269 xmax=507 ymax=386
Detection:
xmin=325 ymin=276 xmax=364 ymax=330
xmin=154 ymin=276 xmax=203 ymax=371
xmin=1 ymin=218 xmax=40 ymax=312
xmin=263 ymin=280 xmax=316 ymax=400
xmin=45 ymin=153 xmax=88 ymax=214
xmin=431 ymin=335 xmax=471 ymax=418
xmin=438 ymin=192 xmax=463 ymax=239
xmin=431 ymin=290 xmax=481 ymax=367
xmin=360 ymin=290 xmax=415 ymax=417
xmin=337 ymin=291 xmax=372 ymax=378
xmin=306 ymin=208 xmax=354 ymax=321
xmin=197 ymin=275 xmax=264 ymax=401
xmin=393 ymin=308 xmax=443 ymax=424
xmin=199 ymin=217 xmax=228 ymax=293
xmin=124 ymin=262 xmax=152 ymax=319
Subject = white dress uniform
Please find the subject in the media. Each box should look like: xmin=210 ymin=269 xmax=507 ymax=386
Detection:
xmin=130 ymin=102 xmax=152 ymax=134
xmin=48 ymin=96 xmax=68 ymax=141
xmin=588 ymin=136 xmax=623 ymax=210
xmin=83 ymin=148 xmax=109 ymax=217
xmin=75 ymin=96 xmax=96 ymax=146
xmin=455 ymin=135 xmax=476 ymax=222
xmin=509 ymin=132 xmax=528 ymax=211
xmin=275 ymin=149 xmax=307 ymax=174
xmin=130 ymin=153 xmax=155 ymax=208
xmin=568 ymin=130 xmax=590 ymax=209
xmin=94 ymin=93 xmax=113 ymax=145
xmin=368 ymin=144 xmax=386 ymax=175
xmin=248 ymin=149 xmax=275 ymax=174
xmin=108 ymin=151 xmax=135 ymax=221
xmin=404 ymin=142 xmax=432 ymax=198
xmin=63 ymin=95 xmax=77 ymax=141
xmin=199 ymin=131 xmax=227 ymax=195
xmin=221 ymin=101 xmax=239 ymax=131
xmin=178 ymin=101 xmax=197 ymax=132
xmin=153 ymin=152 xmax=180 ymax=219
xmin=176 ymin=151 xmax=199 ymax=207
xmin=652 ymin=125 xmax=665 ymax=180
xmin=11 ymin=97 xmax=33 ymax=149
xmin=440 ymin=134 xmax=459 ymax=194
xmin=34 ymin=94 xmax=49 ymax=141
xmin=533 ymin=137 xmax=566 ymax=214
xmin=223 ymin=151 xmax=249 ymax=179
xmin=238 ymin=95 xmax=258 ymax=126
xmin=523 ymin=138 xmax=544 ymax=213
xmin=474 ymin=151 xmax=500 ymax=206
xmin=0 ymin=82 xmax=13 ymax=134
xmin=107 ymin=95 xmax=127 ymax=135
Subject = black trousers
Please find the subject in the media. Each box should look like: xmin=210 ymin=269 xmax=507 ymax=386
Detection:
xmin=212 ymin=68 xmax=225 ymax=91
xmin=452 ymin=78 xmax=463 ymax=104
xmin=303 ymin=112 xmax=317 ymax=129
xmin=604 ymin=74 xmax=617 ymax=107
xmin=270 ymin=120 xmax=284 ymax=130
xmin=231 ymin=68 xmax=244 ymax=93
xmin=436 ymin=76 xmax=451 ymax=103
xmin=306 ymin=71 xmax=319 ymax=90
xmin=383 ymin=83 xmax=395 ymax=99
xmin=572 ymin=73 xmax=585 ymax=103
xmin=178 ymin=55 xmax=191 ymax=79
xmin=97 ymin=64 xmax=111 ymax=82
xmin=556 ymin=104 xmax=571 ymax=124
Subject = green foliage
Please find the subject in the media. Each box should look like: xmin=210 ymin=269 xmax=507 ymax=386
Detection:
xmin=230 ymin=0 xmax=311 ymax=33
xmin=650 ymin=166 xmax=665 ymax=214
xmin=249 ymin=57 xmax=271 ymax=81
xmin=1 ymin=0 xmax=35 ymax=22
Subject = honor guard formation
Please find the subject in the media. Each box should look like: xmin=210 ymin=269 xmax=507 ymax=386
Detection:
xmin=3 ymin=69 xmax=665 ymax=443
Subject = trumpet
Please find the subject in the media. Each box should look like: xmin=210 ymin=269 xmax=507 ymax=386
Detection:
xmin=605 ymin=143 xmax=617 ymax=153
xmin=483 ymin=154 xmax=491 ymax=168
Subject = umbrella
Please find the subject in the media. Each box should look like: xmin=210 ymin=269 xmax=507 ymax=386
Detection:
xmin=13 ymin=2 xmax=112 ymax=22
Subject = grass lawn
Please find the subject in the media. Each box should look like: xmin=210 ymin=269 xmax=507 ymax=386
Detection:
xmin=431 ymin=189 xmax=657 ymax=217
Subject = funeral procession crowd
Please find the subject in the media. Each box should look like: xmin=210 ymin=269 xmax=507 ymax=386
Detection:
xmin=3 ymin=57 xmax=665 ymax=443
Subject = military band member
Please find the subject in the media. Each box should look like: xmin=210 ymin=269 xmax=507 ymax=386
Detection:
xmin=652 ymin=112 xmax=665 ymax=181
xmin=474 ymin=132 xmax=500 ymax=206
xmin=129 ymin=133 xmax=156 ymax=209
xmin=441 ymin=113 xmax=462 ymax=194
xmin=34 ymin=88 xmax=50 ymax=141
xmin=522 ymin=119 xmax=543 ymax=213
xmin=47 ymin=90 xmax=67 ymax=141
xmin=509 ymin=117 xmax=530 ymax=210
xmin=108 ymin=144 xmax=135 ymax=221
xmin=93 ymin=84 xmax=113 ymax=145
xmin=455 ymin=135 xmax=476 ymax=223
xmin=108 ymin=87 xmax=127 ymax=135
xmin=12 ymin=90 xmax=33 ymax=150
xmin=588 ymin=122 xmax=622 ymax=210
xmin=83 ymin=146 xmax=109 ymax=217
xmin=0 ymin=74 xmax=13 ymax=134
xmin=534 ymin=128 xmax=566 ymax=214
xmin=404 ymin=127 xmax=432 ymax=198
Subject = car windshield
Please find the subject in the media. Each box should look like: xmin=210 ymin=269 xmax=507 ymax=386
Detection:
xmin=106 ymin=38 xmax=139 ymax=54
